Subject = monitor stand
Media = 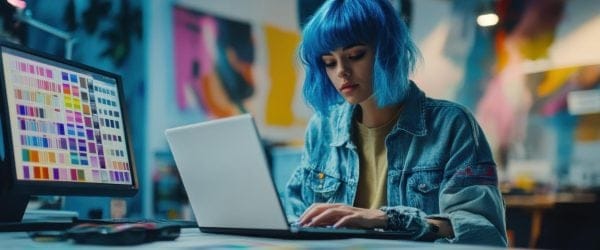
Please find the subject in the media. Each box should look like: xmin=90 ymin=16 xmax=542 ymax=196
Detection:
xmin=0 ymin=193 xmax=29 ymax=223
xmin=0 ymin=193 xmax=77 ymax=232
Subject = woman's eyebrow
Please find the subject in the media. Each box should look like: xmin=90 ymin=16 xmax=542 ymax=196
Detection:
xmin=320 ymin=43 xmax=367 ymax=57
xmin=342 ymin=43 xmax=366 ymax=50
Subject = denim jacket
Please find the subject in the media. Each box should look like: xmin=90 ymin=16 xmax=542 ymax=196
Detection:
xmin=285 ymin=82 xmax=507 ymax=246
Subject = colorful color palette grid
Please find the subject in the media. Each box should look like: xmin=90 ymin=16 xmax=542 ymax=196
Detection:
xmin=4 ymin=54 xmax=132 ymax=185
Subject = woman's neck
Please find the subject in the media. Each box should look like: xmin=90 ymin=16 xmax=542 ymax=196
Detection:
xmin=357 ymin=98 xmax=402 ymax=128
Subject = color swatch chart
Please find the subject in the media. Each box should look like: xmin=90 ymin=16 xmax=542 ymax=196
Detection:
xmin=3 ymin=52 xmax=132 ymax=185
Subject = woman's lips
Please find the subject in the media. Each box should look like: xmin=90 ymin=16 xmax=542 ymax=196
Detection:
xmin=340 ymin=83 xmax=358 ymax=93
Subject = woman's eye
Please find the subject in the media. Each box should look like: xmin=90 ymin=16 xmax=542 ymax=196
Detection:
xmin=348 ymin=51 xmax=365 ymax=60
xmin=323 ymin=61 xmax=336 ymax=68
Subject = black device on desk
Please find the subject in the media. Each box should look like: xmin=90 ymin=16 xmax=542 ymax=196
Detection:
xmin=27 ymin=222 xmax=182 ymax=245
xmin=0 ymin=40 xmax=139 ymax=231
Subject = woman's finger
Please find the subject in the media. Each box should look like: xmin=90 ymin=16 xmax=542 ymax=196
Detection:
xmin=299 ymin=203 xmax=342 ymax=225
xmin=306 ymin=206 xmax=351 ymax=227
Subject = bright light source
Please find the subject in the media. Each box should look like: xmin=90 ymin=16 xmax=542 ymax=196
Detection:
xmin=477 ymin=13 xmax=499 ymax=27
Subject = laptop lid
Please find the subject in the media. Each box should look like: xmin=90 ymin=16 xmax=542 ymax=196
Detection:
xmin=164 ymin=114 xmax=290 ymax=231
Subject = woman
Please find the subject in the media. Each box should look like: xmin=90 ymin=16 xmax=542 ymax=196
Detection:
xmin=286 ymin=0 xmax=507 ymax=246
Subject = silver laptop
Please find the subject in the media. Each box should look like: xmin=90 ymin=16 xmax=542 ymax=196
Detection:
xmin=164 ymin=114 xmax=413 ymax=239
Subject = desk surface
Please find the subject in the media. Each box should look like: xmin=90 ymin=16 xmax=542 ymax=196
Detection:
xmin=0 ymin=228 xmax=507 ymax=249
xmin=504 ymin=192 xmax=597 ymax=209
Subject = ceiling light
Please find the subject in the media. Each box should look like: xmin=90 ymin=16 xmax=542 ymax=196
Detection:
xmin=477 ymin=13 xmax=499 ymax=27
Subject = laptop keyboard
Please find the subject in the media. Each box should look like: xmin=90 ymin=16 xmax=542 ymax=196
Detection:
xmin=290 ymin=223 xmax=373 ymax=233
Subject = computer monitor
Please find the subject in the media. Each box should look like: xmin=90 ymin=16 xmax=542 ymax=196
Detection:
xmin=0 ymin=41 xmax=138 ymax=223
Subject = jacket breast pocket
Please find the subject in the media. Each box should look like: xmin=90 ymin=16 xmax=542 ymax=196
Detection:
xmin=406 ymin=169 xmax=442 ymax=213
xmin=305 ymin=170 xmax=342 ymax=203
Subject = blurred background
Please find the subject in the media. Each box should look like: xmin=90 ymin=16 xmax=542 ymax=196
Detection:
xmin=2 ymin=0 xmax=599 ymax=248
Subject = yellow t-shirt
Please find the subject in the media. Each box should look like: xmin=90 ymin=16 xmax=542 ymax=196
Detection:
xmin=353 ymin=116 xmax=397 ymax=209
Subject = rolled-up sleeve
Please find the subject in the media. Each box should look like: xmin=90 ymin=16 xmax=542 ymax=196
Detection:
xmin=437 ymin=185 xmax=507 ymax=246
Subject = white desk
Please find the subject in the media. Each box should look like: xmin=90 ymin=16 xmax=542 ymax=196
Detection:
xmin=0 ymin=228 xmax=509 ymax=249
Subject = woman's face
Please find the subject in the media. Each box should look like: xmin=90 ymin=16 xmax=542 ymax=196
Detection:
xmin=321 ymin=44 xmax=375 ymax=105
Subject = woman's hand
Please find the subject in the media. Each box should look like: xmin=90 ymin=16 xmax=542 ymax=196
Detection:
xmin=298 ymin=203 xmax=387 ymax=229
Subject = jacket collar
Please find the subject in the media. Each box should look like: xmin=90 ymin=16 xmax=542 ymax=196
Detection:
xmin=330 ymin=81 xmax=427 ymax=147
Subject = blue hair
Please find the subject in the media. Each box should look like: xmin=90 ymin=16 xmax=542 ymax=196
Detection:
xmin=299 ymin=0 xmax=421 ymax=115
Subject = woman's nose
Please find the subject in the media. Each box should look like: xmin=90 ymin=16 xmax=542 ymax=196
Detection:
xmin=336 ymin=62 xmax=350 ymax=78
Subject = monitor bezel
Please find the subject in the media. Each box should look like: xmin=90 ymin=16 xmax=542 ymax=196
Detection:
xmin=0 ymin=40 xmax=138 ymax=197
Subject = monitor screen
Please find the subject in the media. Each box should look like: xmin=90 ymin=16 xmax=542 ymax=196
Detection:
xmin=0 ymin=41 xmax=138 ymax=222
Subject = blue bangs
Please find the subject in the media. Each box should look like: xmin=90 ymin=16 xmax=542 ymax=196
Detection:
xmin=301 ymin=1 xmax=382 ymax=63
